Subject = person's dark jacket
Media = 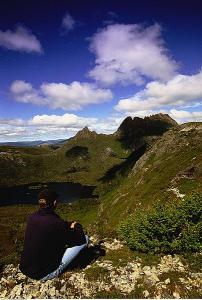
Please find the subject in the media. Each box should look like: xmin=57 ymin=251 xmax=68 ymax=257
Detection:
xmin=19 ymin=207 xmax=86 ymax=280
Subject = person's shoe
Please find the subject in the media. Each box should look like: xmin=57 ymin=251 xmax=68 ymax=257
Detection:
xmin=90 ymin=246 xmax=106 ymax=258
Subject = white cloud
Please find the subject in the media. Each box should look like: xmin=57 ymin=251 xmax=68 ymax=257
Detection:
xmin=0 ymin=118 xmax=25 ymax=126
xmin=62 ymin=13 xmax=75 ymax=31
xmin=90 ymin=116 xmax=123 ymax=133
xmin=0 ymin=26 xmax=43 ymax=53
xmin=89 ymin=23 xmax=178 ymax=86
xmin=10 ymin=80 xmax=32 ymax=94
xmin=10 ymin=80 xmax=46 ymax=105
xmin=127 ymin=110 xmax=166 ymax=118
xmin=0 ymin=113 xmax=124 ymax=142
xmin=28 ymin=113 xmax=123 ymax=134
xmin=1 ymin=109 xmax=202 ymax=142
xmin=0 ymin=126 xmax=29 ymax=139
xmin=41 ymin=82 xmax=112 ymax=110
xmin=29 ymin=113 xmax=97 ymax=127
xmin=10 ymin=80 xmax=113 ymax=110
xmin=115 ymin=71 xmax=202 ymax=113
xmin=117 ymin=108 xmax=202 ymax=124
xmin=170 ymin=109 xmax=202 ymax=123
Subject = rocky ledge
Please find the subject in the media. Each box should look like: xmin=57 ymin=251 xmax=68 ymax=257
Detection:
xmin=0 ymin=238 xmax=201 ymax=299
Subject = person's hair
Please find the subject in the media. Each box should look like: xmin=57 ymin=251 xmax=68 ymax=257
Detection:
xmin=38 ymin=189 xmax=58 ymax=208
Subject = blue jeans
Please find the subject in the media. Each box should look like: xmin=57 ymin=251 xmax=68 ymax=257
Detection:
xmin=41 ymin=235 xmax=89 ymax=281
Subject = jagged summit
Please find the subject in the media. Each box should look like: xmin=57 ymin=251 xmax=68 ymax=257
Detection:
xmin=73 ymin=126 xmax=97 ymax=140
xmin=145 ymin=113 xmax=178 ymax=126
xmin=115 ymin=113 xmax=177 ymax=138
xmin=113 ymin=113 xmax=178 ymax=149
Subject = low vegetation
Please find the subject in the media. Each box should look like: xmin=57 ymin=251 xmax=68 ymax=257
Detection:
xmin=118 ymin=193 xmax=202 ymax=253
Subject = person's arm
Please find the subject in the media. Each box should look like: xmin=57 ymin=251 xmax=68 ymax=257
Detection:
xmin=64 ymin=220 xmax=86 ymax=247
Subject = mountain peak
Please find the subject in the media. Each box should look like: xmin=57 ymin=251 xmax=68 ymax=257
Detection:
xmin=115 ymin=113 xmax=177 ymax=148
xmin=73 ymin=127 xmax=97 ymax=140
xmin=117 ymin=113 xmax=177 ymax=135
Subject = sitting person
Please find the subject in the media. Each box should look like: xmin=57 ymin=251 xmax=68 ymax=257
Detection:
xmin=20 ymin=189 xmax=88 ymax=280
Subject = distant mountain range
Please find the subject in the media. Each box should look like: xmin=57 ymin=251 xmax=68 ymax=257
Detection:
xmin=0 ymin=139 xmax=67 ymax=147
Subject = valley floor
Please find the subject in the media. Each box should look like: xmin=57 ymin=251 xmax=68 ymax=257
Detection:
xmin=0 ymin=237 xmax=201 ymax=299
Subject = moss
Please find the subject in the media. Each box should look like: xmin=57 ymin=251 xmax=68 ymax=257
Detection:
xmin=159 ymin=270 xmax=187 ymax=283
xmin=186 ymin=290 xmax=202 ymax=299
xmin=100 ymin=245 xmax=136 ymax=267
xmin=182 ymin=252 xmax=202 ymax=272
xmin=84 ymin=266 xmax=109 ymax=281
xmin=179 ymin=178 xmax=201 ymax=194
xmin=95 ymin=289 xmax=125 ymax=299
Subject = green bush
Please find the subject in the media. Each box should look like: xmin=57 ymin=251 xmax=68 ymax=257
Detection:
xmin=118 ymin=193 xmax=202 ymax=253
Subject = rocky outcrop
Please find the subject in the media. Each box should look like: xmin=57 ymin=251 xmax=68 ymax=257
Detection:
xmin=104 ymin=147 xmax=116 ymax=157
xmin=0 ymin=238 xmax=201 ymax=299
xmin=0 ymin=151 xmax=26 ymax=166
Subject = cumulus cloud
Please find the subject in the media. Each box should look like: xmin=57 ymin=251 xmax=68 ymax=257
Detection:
xmin=29 ymin=113 xmax=97 ymax=127
xmin=62 ymin=12 xmax=75 ymax=31
xmin=10 ymin=80 xmax=46 ymax=105
xmin=115 ymin=71 xmax=202 ymax=113
xmin=1 ymin=109 xmax=202 ymax=142
xmin=28 ymin=113 xmax=123 ymax=134
xmin=10 ymin=80 xmax=113 ymax=110
xmin=118 ymin=108 xmax=202 ymax=124
xmin=89 ymin=23 xmax=178 ymax=86
xmin=41 ymin=82 xmax=112 ymax=110
xmin=113 ymin=108 xmax=202 ymax=127
xmin=170 ymin=109 xmax=202 ymax=123
xmin=91 ymin=115 xmax=123 ymax=133
xmin=0 ymin=113 xmax=124 ymax=142
xmin=0 ymin=26 xmax=43 ymax=53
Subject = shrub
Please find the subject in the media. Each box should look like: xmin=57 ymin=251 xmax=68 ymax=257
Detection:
xmin=118 ymin=193 xmax=202 ymax=253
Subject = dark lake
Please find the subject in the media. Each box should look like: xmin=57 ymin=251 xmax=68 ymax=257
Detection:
xmin=0 ymin=182 xmax=96 ymax=206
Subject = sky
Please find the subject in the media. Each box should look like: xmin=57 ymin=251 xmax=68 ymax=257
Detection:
xmin=0 ymin=0 xmax=202 ymax=141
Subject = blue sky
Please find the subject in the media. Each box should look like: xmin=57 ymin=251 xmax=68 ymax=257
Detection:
xmin=0 ymin=0 xmax=202 ymax=141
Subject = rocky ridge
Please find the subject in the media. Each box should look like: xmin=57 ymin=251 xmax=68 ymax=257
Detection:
xmin=114 ymin=113 xmax=177 ymax=143
xmin=0 ymin=151 xmax=26 ymax=166
xmin=0 ymin=238 xmax=201 ymax=299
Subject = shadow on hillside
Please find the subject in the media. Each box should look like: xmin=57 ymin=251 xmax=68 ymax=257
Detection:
xmin=99 ymin=144 xmax=147 ymax=182
xmin=65 ymin=146 xmax=90 ymax=159
xmin=64 ymin=243 xmax=106 ymax=271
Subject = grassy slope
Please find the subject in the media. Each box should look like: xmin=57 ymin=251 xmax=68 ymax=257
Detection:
xmin=98 ymin=123 xmax=202 ymax=233
xmin=0 ymin=134 xmax=129 ymax=187
xmin=54 ymin=133 xmax=129 ymax=185
xmin=0 ymin=146 xmax=51 ymax=187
